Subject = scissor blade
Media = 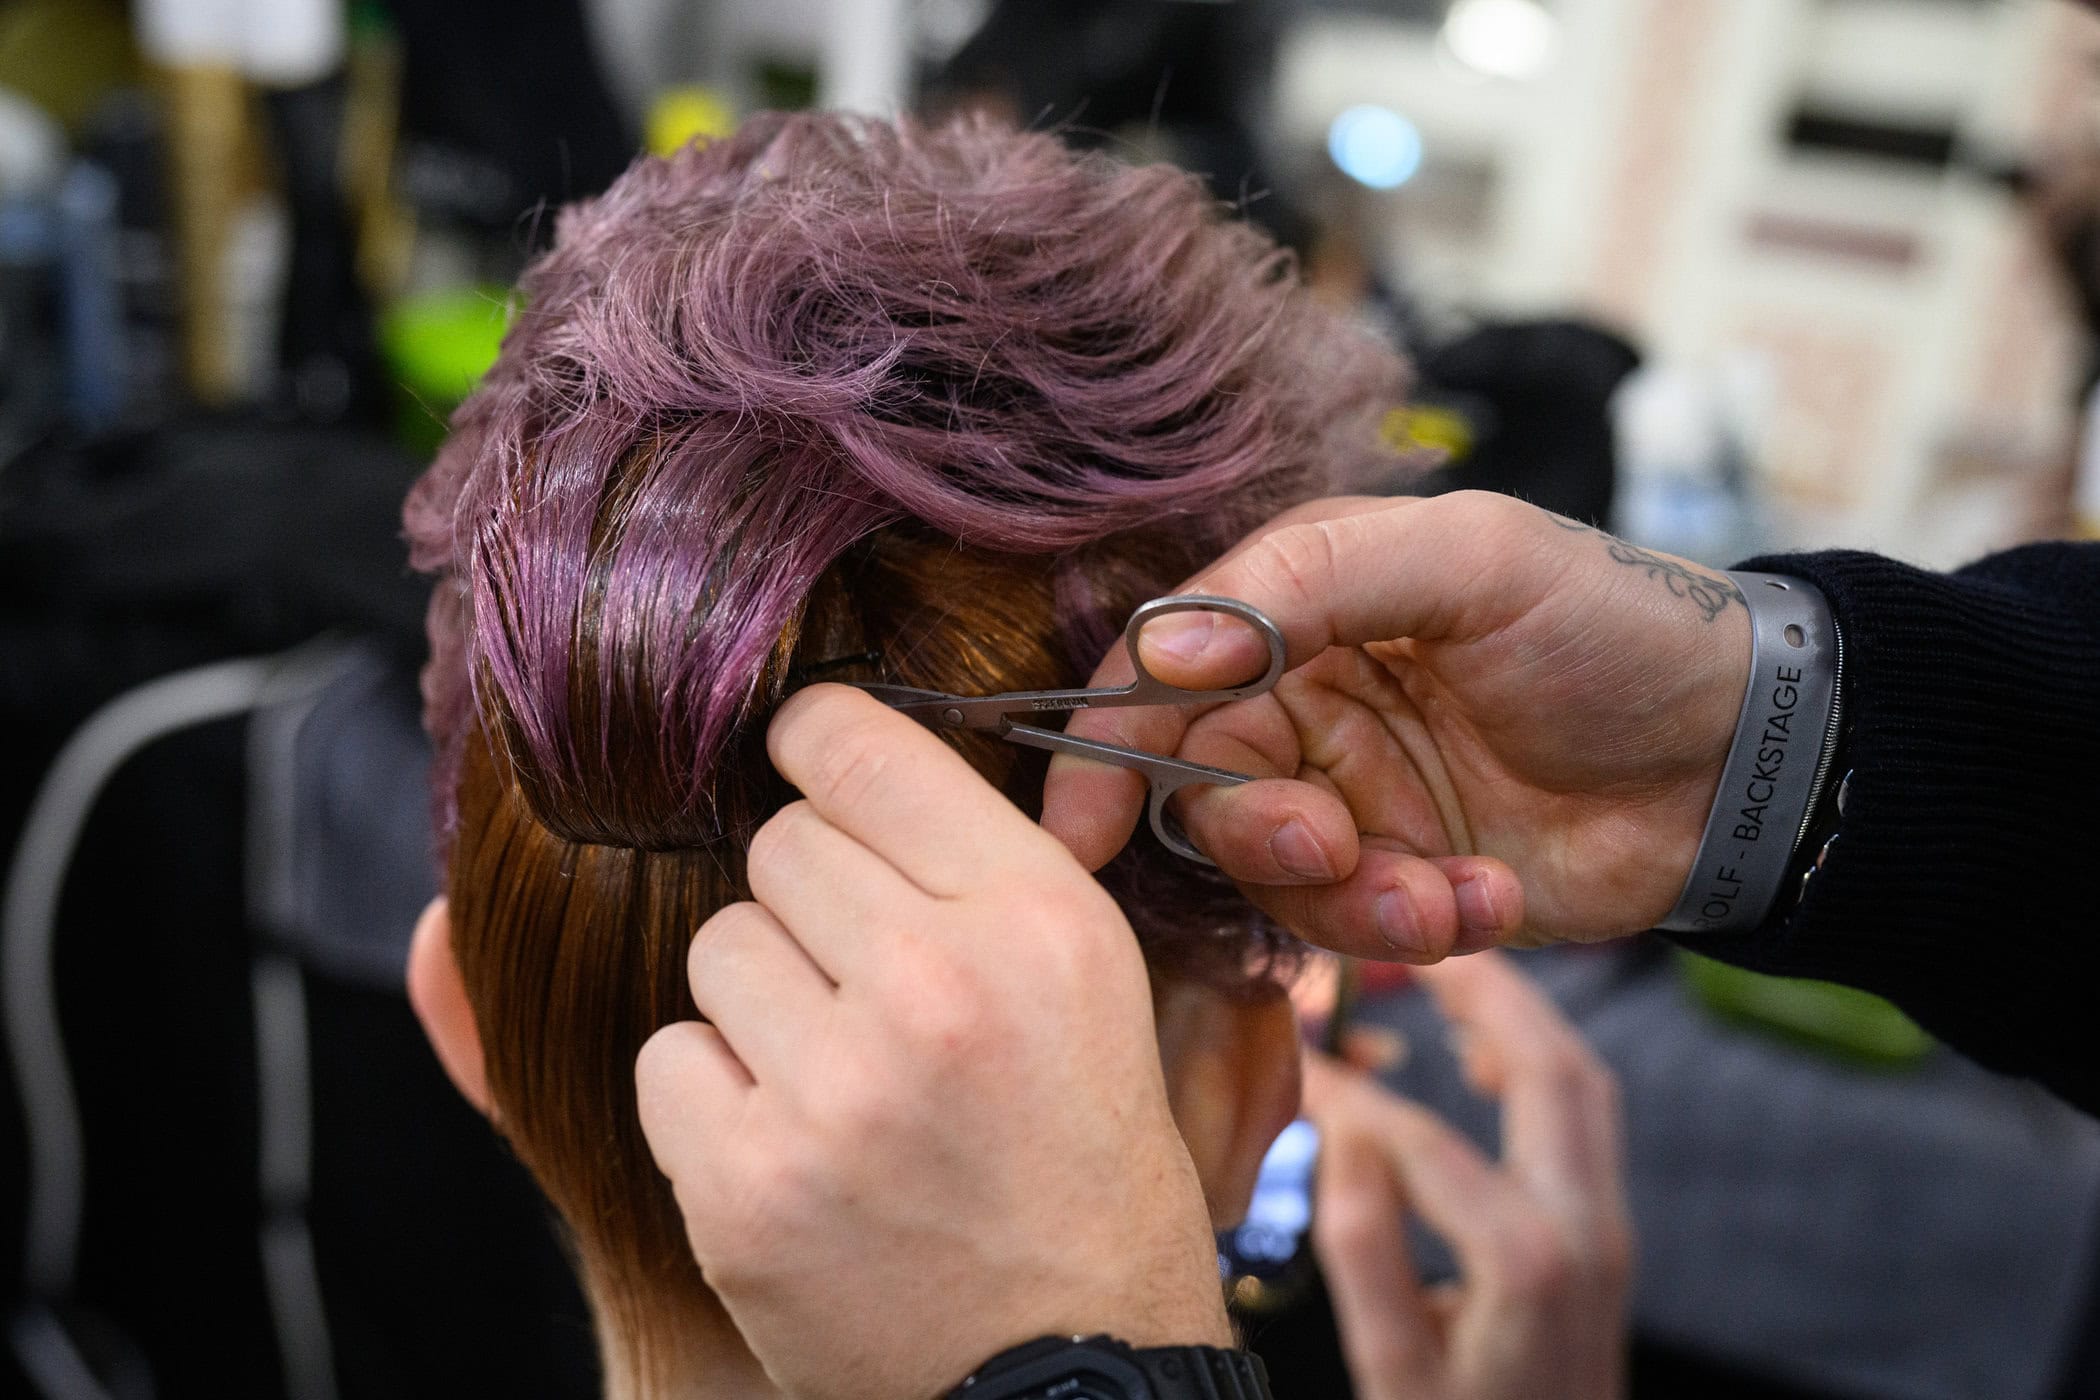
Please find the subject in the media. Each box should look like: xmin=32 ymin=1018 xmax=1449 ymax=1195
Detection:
xmin=850 ymin=683 xmax=957 ymax=720
xmin=843 ymin=682 xmax=1005 ymax=729
xmin=856 ymin=683 xmax=1059 ymax=733
xmin=852 ymin=683 xmax=948 ymax=705
xmin=1003 ymin=723 xmax=1252 ymax=786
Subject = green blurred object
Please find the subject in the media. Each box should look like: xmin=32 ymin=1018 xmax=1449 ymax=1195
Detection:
xmin=379 ymin=287 xmax=513 ymax=456
xmin=1678 ymin=951 xmax=1933 ymax=1067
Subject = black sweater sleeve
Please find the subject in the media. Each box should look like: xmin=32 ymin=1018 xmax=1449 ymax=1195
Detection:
xmin=1668 ymin=542 xmax=2100 ymax=1112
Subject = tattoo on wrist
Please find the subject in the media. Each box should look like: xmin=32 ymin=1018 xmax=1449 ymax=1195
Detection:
xmin=1545 ymin=513 xmax=1745 ymax=623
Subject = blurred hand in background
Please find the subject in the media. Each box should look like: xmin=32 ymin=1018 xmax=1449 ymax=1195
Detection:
xmin=1308 ymin=951 xmax=1631 ymax=1400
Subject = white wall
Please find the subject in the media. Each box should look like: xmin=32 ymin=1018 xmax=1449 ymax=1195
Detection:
xmin=1279 ymin=0 xmax=2098 ymax=566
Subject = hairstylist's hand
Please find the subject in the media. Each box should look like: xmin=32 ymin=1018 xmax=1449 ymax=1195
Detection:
xmin=633 ymin=686 xmax=1229 ymax=1400
xmin=1041 ymin=491 xmax=1752 ymax=959
xmin=1310 ymin=952 xmax=1630 ymax=1400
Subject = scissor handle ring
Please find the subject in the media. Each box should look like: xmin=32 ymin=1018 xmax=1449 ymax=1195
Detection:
xmin=1146 ymin=780 xmax=1240 ymax=867
xmin=1122 ymin=595 xmax=1287 ymax=703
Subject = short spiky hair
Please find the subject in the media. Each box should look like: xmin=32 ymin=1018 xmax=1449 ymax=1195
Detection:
xmin=404 ymin=111 xmax=1405 ymax=1389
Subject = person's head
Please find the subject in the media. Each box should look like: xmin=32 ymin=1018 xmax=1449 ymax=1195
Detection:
xmin=402 ymin=110 xmax=1406 ymax=1394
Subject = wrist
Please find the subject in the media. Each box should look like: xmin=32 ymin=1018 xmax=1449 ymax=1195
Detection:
xmin=1125 ymin=1299 xmax=1235 ymax=1352
xmin=1038 ymin=1270 xmax=1236 ymax=1353
xmin=1657 ymin=573 xmax=1842 ymax=936
xmin=948 ymin=1335 xmax=1270 ymax=1400
xmin=956 ymin=1249 xmax=1233 ymax=1385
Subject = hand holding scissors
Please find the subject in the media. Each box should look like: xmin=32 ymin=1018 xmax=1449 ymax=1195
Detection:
xmin=1038 ymin=493 xmax=1741 ymax=961
xmin=856 ymin=595 xmax=1287 ymax=865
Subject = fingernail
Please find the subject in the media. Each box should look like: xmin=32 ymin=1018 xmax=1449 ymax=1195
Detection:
xmin=1375 ymin=888 xmax=1421 ymax=953
xmin=1454 ymin=875 xmax=1501 ymax=951
xmin=1145 ymin=612 xmax=1216 ymax=666
xmin=1268 ymin=819 xmax=1336 ymax=880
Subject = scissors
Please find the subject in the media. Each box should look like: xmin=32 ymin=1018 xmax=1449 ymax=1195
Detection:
xmin=854 ymin=594 xmax=1287 ymax=865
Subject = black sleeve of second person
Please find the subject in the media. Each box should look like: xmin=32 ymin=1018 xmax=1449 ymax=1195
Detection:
xmin=1667 ymin=541 xmax=2100 ymax=1114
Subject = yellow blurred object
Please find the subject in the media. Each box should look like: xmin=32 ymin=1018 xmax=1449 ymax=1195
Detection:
xmin=0 ymin=0 xmax=139 ymax=134
xmin=158 ymin=63 xmax=262 ymax=405
xmin=1381 ymin=404 xmax=1475 ymax=463
xmin=647 ymin=86 xmax=737 ymax=157
xmin=343 ymin=14 xmax=414 ymax=300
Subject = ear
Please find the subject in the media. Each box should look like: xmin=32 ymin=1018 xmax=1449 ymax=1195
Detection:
xmin=406 ymin=896 xmax=491 ymax=1116
xmin=1153 ymin=979 xmax=1302 ymax=1229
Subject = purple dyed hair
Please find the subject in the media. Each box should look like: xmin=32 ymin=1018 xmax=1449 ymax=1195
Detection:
xmin=403 ymin=110 xmax=1408 ymax=1383
xmin=407 ymin=110 xmax=1405 ymax=850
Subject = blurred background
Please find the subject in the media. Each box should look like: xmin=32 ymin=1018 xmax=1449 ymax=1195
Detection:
xmin=4 ymin=2 xmax=2100 ymax=1399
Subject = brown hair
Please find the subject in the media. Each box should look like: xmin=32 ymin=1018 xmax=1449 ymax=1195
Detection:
xmin=408 ymin=111 xmax=1406 ymax=1389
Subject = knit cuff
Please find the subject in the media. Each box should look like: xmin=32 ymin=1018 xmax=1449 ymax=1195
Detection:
xmin=1669 ymin=545 xmax=2100 ymax=1105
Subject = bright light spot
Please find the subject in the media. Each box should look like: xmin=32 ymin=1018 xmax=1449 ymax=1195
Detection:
xmin=1442 ymin=0 xmax=1559 ymax=82
xmin=1326 ymin=105 xmax=1424 ymax=190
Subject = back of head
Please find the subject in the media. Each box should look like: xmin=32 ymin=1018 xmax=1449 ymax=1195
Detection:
xmin=405 ymin=110 xmax=1405 ymax=1388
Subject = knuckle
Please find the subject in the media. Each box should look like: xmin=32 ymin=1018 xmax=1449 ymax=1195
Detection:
xmin=1592 ymin=1216 xmax=1636 ymax=1293
xmin=1030 ymin=891 xmax=1145 ymax=997
xmin=1023 ymin=883 xmax=1122 ymax=962
xmin=896 ymin=971 xmax=989 ymax=1058
xmin=1444 ymin=489 xmax=1540 ymax=561
xmin=712 ymin=1150 xmax=816 ymax=1284
xmin=874 ymin=940 xmax=989 ymax=1059
xmin=1490 ymin=1214 xmax=1575 ymax=1303
xmin=745 ymin=800 xmax=817 ymax=887
xmin=1256 ymin=520 xmax=1344 ymax=610
xmin=1312 ymin=1186 xmax=1388 ymax=1259
xmin=825 ymin=1057 xmax=912 ymax=1145
xmin=687 ymin=903 xmax=765 ymax=988
xmin=1444 ymin=488 xmax=1524 ymax=534
xmin=800 ymin=718 xmax=894 ymax=809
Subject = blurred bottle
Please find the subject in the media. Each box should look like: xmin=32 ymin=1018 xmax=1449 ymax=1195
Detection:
xmin=1611 ymin=359 xmax=1767 ymax=565
xmin=0 ymin=86 xmax=65 ymax=452
xmin=54 ymin=162 xmax=126 ymax=434
xmin=0 ymin=81 xmax=184 ymax=442
xmin=79 ymin=92 xmax=184 ymax=435
xmin=134 ymin=0 xmax=349 ymax=412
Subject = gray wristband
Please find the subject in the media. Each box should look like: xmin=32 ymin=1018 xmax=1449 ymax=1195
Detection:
xmin=1657 ymin=573 xmax=1842 ymax=936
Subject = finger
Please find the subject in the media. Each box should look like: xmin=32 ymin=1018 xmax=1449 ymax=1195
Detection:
xmin=1161 ymin=669 xmax=1494 ymax=907
xmin=1137 ymin=493 xmax=1533 ymax=689
xmin=744 ymin=799 xmax=922 ymax=983
xmin=634 ymin=1020 xmax=752 ymax=1198
xmin=1178 ymin=776 xmax=1362 ymax=885
xmin=1312 ymin=1122 xmax=1441 ymax=1400
xmin=1040 ymin=749 xmax=1148 ymax=872
xmin=1163 ymin=696 xmax=1363 ymax=881
xmin=1410 ymin=952 xmax=1623 ymax=1212
xmin=768 ymin=684 xmax=1065 ymax=897
xmin=1302 ymin=1054 xmax=1518 ymax=1270
xmin=1232 ymin=842 xmax=1525 ymax=963
xmin=1041 ymin=638 xmax=1154 ymax=870
xmin=1041 ymin=497 xmax=1399 ymax=871
xmin=685 ymin=902 xmax=836 ymax=1084
xmin=1132 ymin=495 xmax=1410 ymax=689
xmin=1201 ymin=495 xmax=1401 ymax=571
xmin=1337 ymin=1025 xmax=1410 ymax=1074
